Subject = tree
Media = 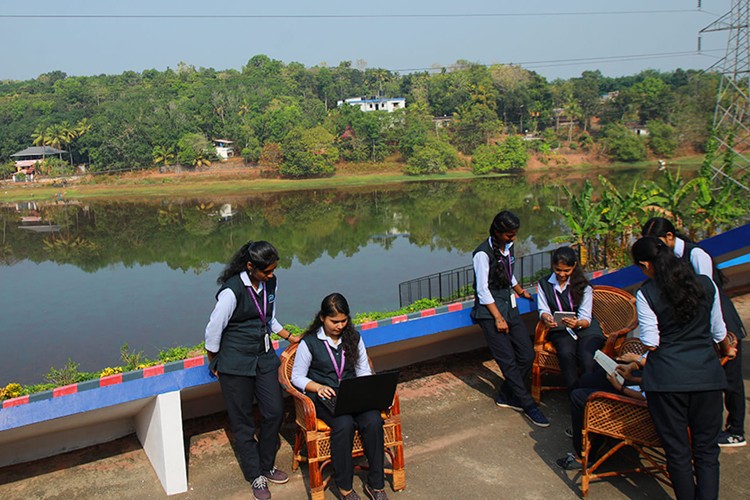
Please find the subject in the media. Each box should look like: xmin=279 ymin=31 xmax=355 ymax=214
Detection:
xmin=471 ymin=136 xmax=528 ymax=175
xmin=602 ymin=123 xmax=647 ymax=162
xmin=177 ymin=133 xmax=211 ymax=167
xmin=646 ymin=120 xmax=677 ymax=157
xmin=279 ymin=126 xmax=338 ymax=178
xmin=152 ymin=145 xmax=175 ymax=167
xmin=404 ymin=137 xmax=460 ymax=175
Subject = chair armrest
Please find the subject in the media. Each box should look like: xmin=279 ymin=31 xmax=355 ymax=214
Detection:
xmin=585 ymin=390 xmax=648 ymax=409
xmin=533 ymin=320 xmax=550 ymax=352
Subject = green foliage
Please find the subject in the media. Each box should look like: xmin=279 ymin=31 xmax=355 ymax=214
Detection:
xmin=177 ymin=133 xmax=212 ymax=167
xmin=44 ymin=359 xmax=91 ymax=386
xmin=0 ymin=161 xmax=15 ymax=179
xmin=471 ymin=136 xmax=528 ymax=175
xmin=120 ymin=343 xmax=147 ymax=371
xmin=404 ymin=137 xmax=460 ymax=175
xmin=602 ymin=123 xmax=648 ymax=162
xmin=241 ymin=135 xmax=261 ymax=163
xmin=352 ymin=298 xmax=441 ymax=323
xmin=38 ymin=157 xmax=75 ymax=177
xmin=647 ymin=120 xmax=678 ymax=157
xmin=279 ymin=126 xmax=338 ymax=178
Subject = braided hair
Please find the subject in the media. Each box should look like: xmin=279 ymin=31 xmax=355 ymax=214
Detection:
xmin=551 ymin=246 xmax=588 ymax=305
xmin=302 ymin=293 xmax=360 ymax=365
xmin=488 ymin=211 xmax=521 ymax=289
xmin=632 ymin=236 xmax=705 ymax=324
xmin=217 ymin=240 xmax=279 ymax=285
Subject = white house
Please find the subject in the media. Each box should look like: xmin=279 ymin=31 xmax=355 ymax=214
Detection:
xmin=212 ymin=139 xmax=234 ymax=160
xmin=337 ymin=96 xmax=406 ymax=113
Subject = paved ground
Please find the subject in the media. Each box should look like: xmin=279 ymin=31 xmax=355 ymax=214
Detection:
xmin=1 ymin=295 xmax=749 ymax=500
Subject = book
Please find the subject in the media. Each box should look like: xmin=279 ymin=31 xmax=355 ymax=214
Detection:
xmin=593 ymin=349 xmax=625 ymax=386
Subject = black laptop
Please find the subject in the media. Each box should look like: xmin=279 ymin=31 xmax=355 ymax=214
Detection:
xmin=320 ymin=371 xmax=400 ymax=416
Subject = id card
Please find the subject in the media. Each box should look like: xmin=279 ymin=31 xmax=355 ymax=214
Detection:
xmin=264 ymin=333 xmax=271 ymax=353
xmin=566 ymin=327 xmax=578 ymax=340
xmin=510 ymin=293 xmax=517 ymax=309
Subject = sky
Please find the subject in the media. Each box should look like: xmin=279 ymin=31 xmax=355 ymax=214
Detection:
xmin=0 ymin=0 xmax=734 ymax=82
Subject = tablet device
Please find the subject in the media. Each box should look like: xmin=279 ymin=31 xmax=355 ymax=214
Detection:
xmin=553 ymin=311 xmax=577 ymax=324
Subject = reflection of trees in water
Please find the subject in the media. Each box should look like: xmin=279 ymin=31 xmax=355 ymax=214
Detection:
xmin=0 ymin=178 xmax=570 ymax=272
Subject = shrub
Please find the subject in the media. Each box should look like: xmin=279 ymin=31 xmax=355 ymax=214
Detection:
xmin=405 ymin=137 xmax=460 ymax=175
xmin=472 ymin=136 xmax=528 ymax=175
xmin=0 ymin=161 xmax=16 ymax=179
xmin=602 ymin=123 xmax=648 ymax=162
xmin=647 ymin=120 xmax=678 ymax=158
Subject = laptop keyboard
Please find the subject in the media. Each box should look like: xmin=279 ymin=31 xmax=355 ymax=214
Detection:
xmin=320 ymin=395 xmax=337 ymax=414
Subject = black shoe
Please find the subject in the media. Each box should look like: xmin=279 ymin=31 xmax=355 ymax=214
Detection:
xmin=564 ymin=427 xmax=574 ymax=439
xmin=523 ymin=406 xmax=550 ymax=427
xmin=495 ymin=394 xmax=523 ymax=411
xmin=556 ymin=452 xmax=583 ymax=470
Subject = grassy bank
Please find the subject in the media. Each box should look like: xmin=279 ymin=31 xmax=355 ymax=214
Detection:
xmin=0 ymin=155 xmax=703 ymax=203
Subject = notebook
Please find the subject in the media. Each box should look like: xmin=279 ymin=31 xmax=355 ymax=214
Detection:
xmin=319 ymin=371 xmax=400 ymax=416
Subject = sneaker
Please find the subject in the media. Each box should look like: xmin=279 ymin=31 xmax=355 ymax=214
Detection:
xmin=523 ymin=406 xmax=550 ymax=428
xmin=565 ymin=427 xmax=574 ymax=439
xmin=718 ymin=431 xmax=747 ymax=448
xmin=364 ymin=483 xmax=389 ymax=500
xmin=251 ymin=476 xmax=271 ymax=500
xmin=556 ymin=452 xmax=583 ymax=470
xmin=495 ymin=394 xmax=523 ymax=412
xmin=263 ymin=466 xmax=289 ymax=484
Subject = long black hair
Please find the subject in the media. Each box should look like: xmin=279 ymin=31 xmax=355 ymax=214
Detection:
xmin=488 ymin=210 xmax=521 ymax=289
xmin=631 ymin=236 xmax=705 ymax=323
xmin=217 ymin=240 xmax=279 ymax=285
xmin=551 ymin=246 xmax=588 ymax=305
xmin=642 ymin=216 xmax=727 ymax=287
xmin=302 ymin=293 xmax=360 ymax=365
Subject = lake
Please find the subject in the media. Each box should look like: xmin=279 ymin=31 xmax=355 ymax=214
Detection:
xmin=0 ymin=168 xmax=677 ymax=384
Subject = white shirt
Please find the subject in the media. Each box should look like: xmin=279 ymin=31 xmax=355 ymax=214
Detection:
xmin=536 ymin=275 xmax=593 ymax=322
xmin=291 ymin=327 xmax=372 ymax=392
xmin=204 ymin=272 xmax=283 ymax=353
xmin=674 ymin=238 xmax=714 ymax=279
xmin=473 ymin=237 xmax=519 ymax=305
xmin=637 ymin=280 xmax=726 ymax=347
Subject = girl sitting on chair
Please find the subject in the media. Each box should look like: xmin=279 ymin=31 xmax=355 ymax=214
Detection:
xmin=290 ymin=293 xmax=388 ymax=500
xmin=537 ymin=246 xmax=605 ymax=394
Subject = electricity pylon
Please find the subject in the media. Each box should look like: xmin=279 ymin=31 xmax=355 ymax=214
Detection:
xmin=700 ymin=0 xmax=750 ymax=191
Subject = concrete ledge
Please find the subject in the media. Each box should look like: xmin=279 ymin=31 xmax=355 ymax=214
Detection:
xmin=1 ymin=222 xmax=748 ymax=495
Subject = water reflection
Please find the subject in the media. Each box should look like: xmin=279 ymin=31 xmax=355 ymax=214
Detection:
xmin=0 ymin=168 xmax=689 ymax=384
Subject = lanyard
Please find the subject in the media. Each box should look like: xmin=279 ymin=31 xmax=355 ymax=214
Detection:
xmin=498 ymin=251 xmax=513 ymax=287
xmin=247 ymin=284 xmax=267 ymax=325
xmin=324 ymin=341 xmax=346 ymax=382
xmin=554 ymin=286 xmax=574 ymax=312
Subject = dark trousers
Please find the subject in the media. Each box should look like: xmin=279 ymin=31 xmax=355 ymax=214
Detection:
xmin=218 ymin=369 xmax=284 ymax=482
xmin=647 ymin=390 xmax=723 ymax=500
xmin=549 ymin=330 xmax=605 ymax=393
xmin=315 ymin=400 xmax=385 ymax=491
xmin=723 ymin=338 xmax=745 ymax=435
xmin=477 ymin=314 xmax=535 ymax=410
xmin=570 ymin=369 xmax=614 ymax=456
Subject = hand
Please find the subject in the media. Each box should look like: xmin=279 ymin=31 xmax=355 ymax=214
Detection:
xmin=287 ymin=334 xmax=301 ymax=344
xmin=495 ymin=316 xmax=509 ymax=334
xmin=616 ymin=352 xmax=641 ymax=364
xmin=519 ymin=289 xmax=532 ymax=300
xmin=317 ymin=385 xmax=336 ymax=400
xmin=605 ymin=372 xmax=622 ymax=391
xmin=541 ymin=313 xmax=557 ymax=329
xmin=615 ymin=362 xmax=639 ymax=382
xmin=723 ymin=345 xmax=737 ymax=361
xmin=206 ymin=351 xmax=219 ymax=378
xmin=560 ymin=316 xmax=578 ymax=329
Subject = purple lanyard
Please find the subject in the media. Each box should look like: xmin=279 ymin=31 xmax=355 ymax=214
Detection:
xmin=498 ymin=251 xmax=513 ymax=286
xmin=247 ymin=284 xmax=267 ymax=326
xmin=324 ymin=341 xmax=346 ymax=382
xmin=554 ymin=286 xmax=574 ymax=312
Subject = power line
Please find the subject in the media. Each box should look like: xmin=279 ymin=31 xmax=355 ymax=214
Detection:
xmin=0 ymin=9 xmax=709 ymax=20
xmin=392 ymin=50 xmax=724 ymax=73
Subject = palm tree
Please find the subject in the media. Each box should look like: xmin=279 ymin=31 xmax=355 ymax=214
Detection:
xmin=549 ymin=180 xmax=606 ymax=267
xmin=31 ymin=125 xmax=50 ymax=147
xmin=152 ymin=145 xmax=175 ymax=167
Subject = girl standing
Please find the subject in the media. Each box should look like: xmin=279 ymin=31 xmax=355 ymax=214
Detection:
xmin=471 ymin=210 xmax=549 ymax=427
xmin=204 ymin=240 xmax=297 ymax=500
xmin=291 ymin=293 xmax=388 ymax=500
xmin=537 ymin=246 xmax=605 ymax=393
xmin=643 ymin=217 xmax=746 ymax=447
xmin=630 ymin=236 xmax=735 ymax=500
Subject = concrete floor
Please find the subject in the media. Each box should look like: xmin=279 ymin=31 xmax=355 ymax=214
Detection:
xmin=1 ymin=295 xmax=749 ymax=500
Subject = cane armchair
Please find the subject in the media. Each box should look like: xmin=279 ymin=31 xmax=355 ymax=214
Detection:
xmin=278 ymin=342 xmax=406 ymax=500
xmin=531 ymin=285 xmax=638 ymax=403
xmin=580 ymin=338 xmax=669 ymax=497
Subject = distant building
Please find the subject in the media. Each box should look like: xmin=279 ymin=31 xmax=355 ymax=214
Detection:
xmin=10 ymin=146 xmax=65 ymax=170
xmin=212 ymin=139 xmax=234 ymax=160
xmin=337 ymin=96 xmax=406 ymax=113
xmin=627 ymin=124 xmax=650 ymax=136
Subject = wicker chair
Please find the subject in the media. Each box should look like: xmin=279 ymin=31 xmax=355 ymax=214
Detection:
xmin=278 ymin=343 xmax=406 ymax=500
xmin=580 ymin=338 xmax=669 ymax=497
xmin=531 ymin=285 xmax=639 ymax=403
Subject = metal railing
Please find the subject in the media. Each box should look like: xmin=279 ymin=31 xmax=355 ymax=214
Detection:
xmin=398 ymin=248 xmax=558 ymax=307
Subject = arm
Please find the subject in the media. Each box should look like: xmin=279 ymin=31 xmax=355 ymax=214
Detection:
xmin=536 ymin=282 xmax=557 ymax=328
xmin=354 ymin=338 xmax=373 ymax=377
xmin=290 ymin=341 xmax=329 ymax=395
xmin=268 ymin=282 xmax=299 ymax=343
xmin=573 ymin=285 xmax=594 ymax=329
xmin=474 ymin=252 xmax=509 ymax=333
xmin=204 ymin=288 xmax=236 ymax=354
xmin=690 ymin=247 xmax=715 ymax=280
xmin=708 ymin=281 xmax=735 ymax=359
xmin=636 ymin=290 xmax=660 ymax=348
xmin=606 ymin=372 xmax=646 ymax=400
